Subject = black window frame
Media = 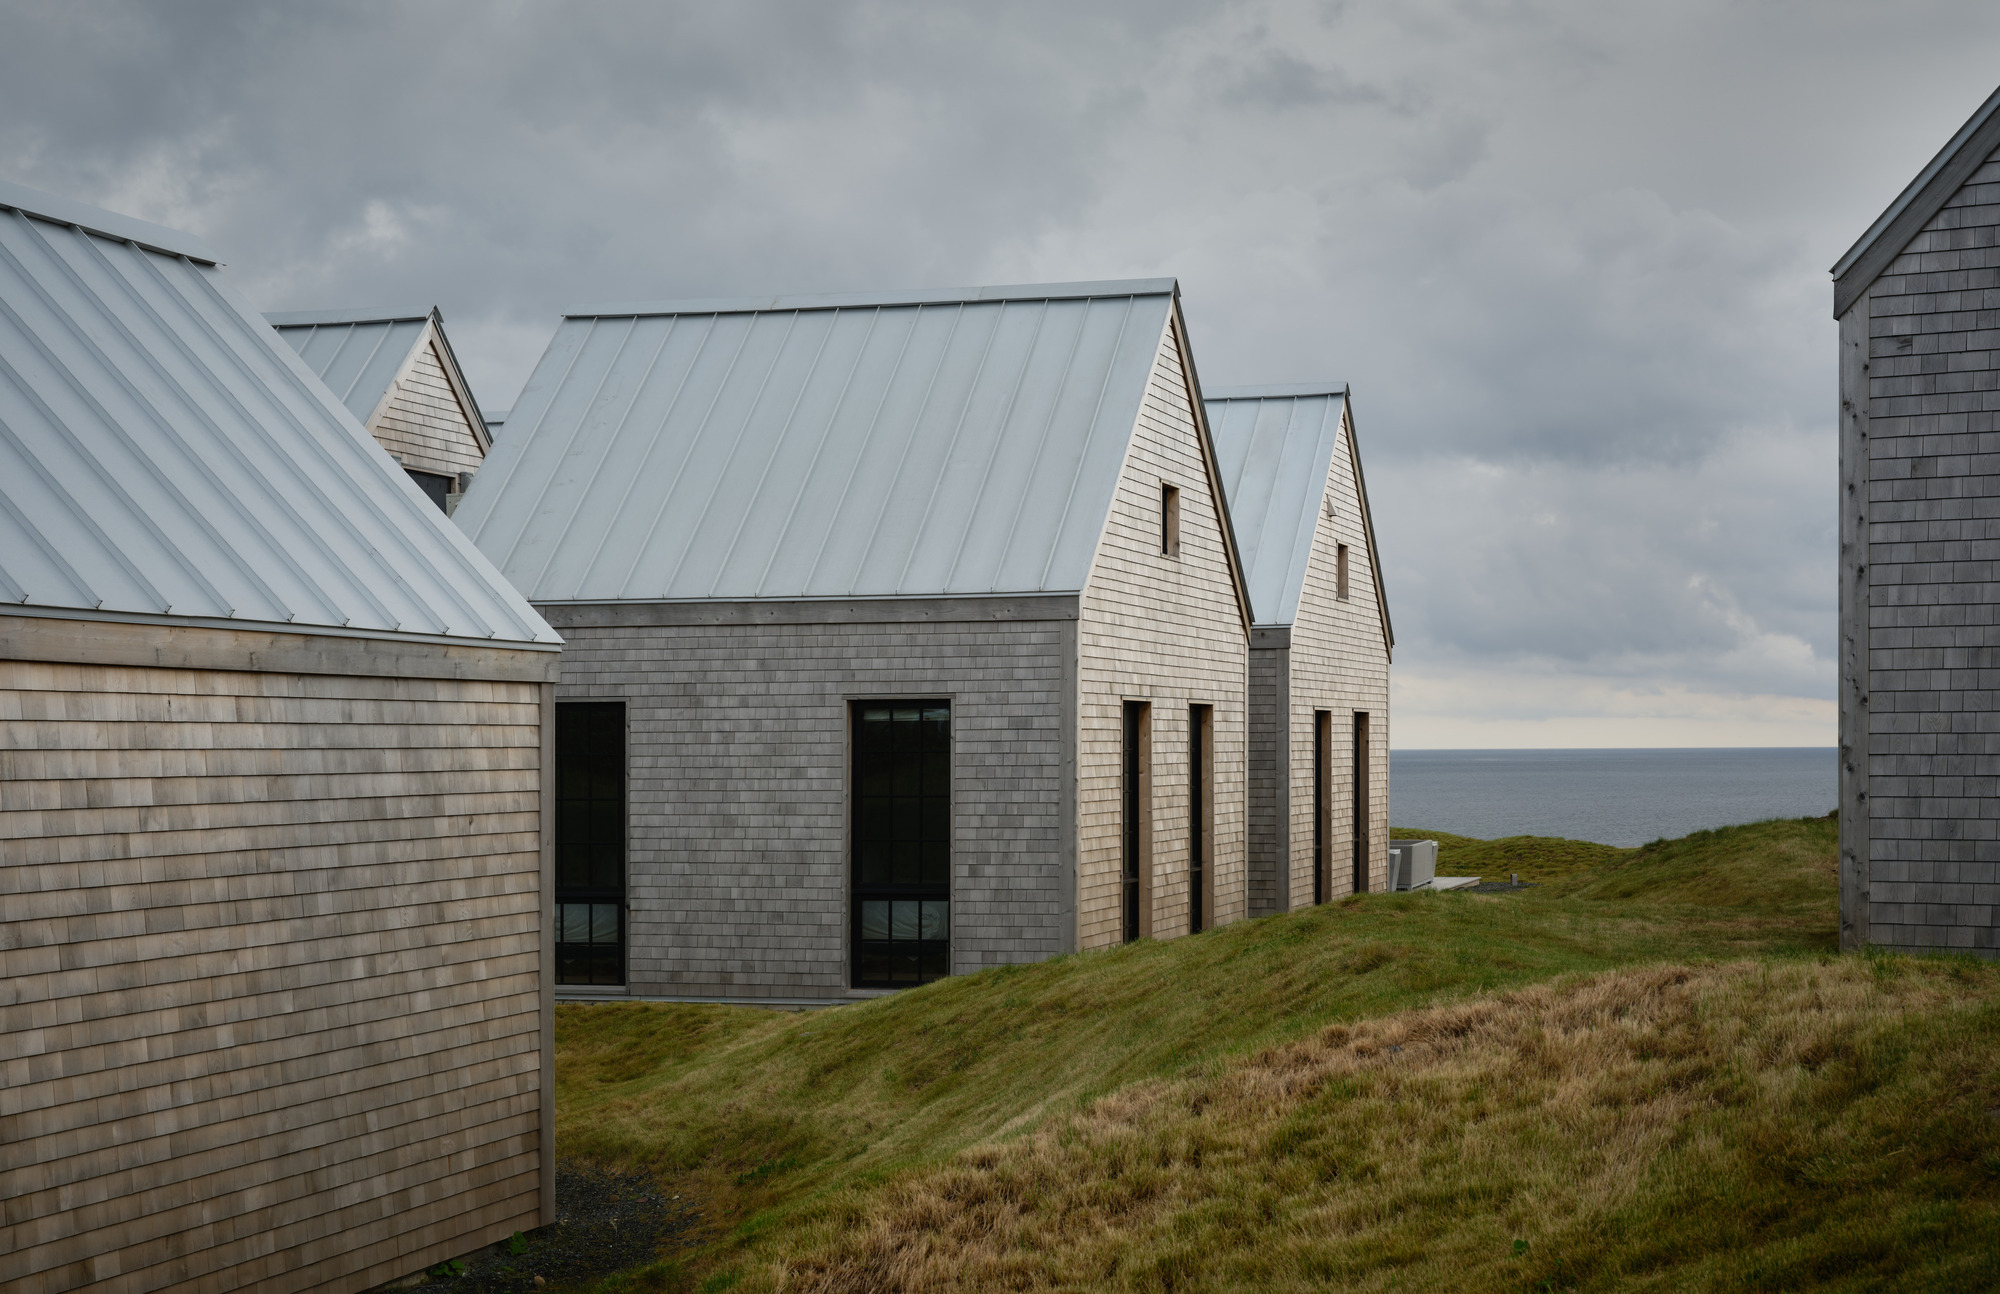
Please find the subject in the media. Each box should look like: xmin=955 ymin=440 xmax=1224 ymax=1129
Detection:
xmin=554 ymin=701 xmax=626 ymax=987
xmin=851 ymin=700 xmax=953 ymax=989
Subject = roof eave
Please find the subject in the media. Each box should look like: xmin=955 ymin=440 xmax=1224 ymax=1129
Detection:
xmin=1832 ymin=81 xmax=2000 ymax=319
xmin=0 ymin=176 xmax=219 ymax=264
xmin=563 ymin=278 xmax=1179 ymax=320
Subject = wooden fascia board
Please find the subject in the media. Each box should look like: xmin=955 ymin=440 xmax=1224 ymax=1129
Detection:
xmin=1170 ymin=292 xmax=1255 ymax=640
xmin=426 ymin=308 xmax=495 ymax=455
xmin=1833 ymin=84 xmax=2000 ymax=320
xmin=1343 ymin=390 xmax=1394 ymax=660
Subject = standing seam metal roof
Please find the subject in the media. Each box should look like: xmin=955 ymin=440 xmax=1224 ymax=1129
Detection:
xmin=1205 ymin=384 xmax=1349 ymax=627
xmin=456 ymin=281 xmax=1181 ymax=603
xmin=266 ymin=307 xmax=433 ymax=427
xmin=0 ymin=181 xmax=557 ymax=645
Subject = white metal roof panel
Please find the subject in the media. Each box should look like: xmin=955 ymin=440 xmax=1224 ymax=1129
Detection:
xmin=1205 ymin=384 xmax=1348 ymax=627
xmin=457 ymin=282 xmax=1176 ymax=602
xmin=267 ymin=308 xmax=431 ymax=426
xmin=0 ymin=183 xmax=557 ymax=645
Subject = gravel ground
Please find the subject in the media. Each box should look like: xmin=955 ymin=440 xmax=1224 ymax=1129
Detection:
xmin=444 ymin=1161 xmax=706 ymax=1292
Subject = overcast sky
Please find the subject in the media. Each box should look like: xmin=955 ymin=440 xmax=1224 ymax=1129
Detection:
xmin=4 ymin=1 xmax=1996 ymax=747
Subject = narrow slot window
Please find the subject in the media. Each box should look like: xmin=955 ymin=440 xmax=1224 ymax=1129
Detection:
xmin=852 ymin=701 xmax=952 ymax=987
xmin=1123 ymin=701 xmax=1151 ymax=942
xmin=555 ymin=701 xmax=626 ymax=986
xmin=1189 ymin=704 xmax=1213 ymax=933
xmin=1352 ymin=712 xmax=1371 ymax=894
xmin=1161 ymin=484 xmax=1181 ymax=557
xmin=1313 ymin=710 xmax=1331 ymax=906
xmin=1336 ymin=544 xmax=1351 ymax=600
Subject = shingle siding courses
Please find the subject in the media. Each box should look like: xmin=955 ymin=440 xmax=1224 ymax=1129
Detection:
xmin=1850 ymin=140 xmax=2000 ymax=956
xmin=0 ymin=638 xmax=549 ymax=1294
xmin=1076 ymin=317 xmax=1249 ymax=948
xmin=546 ymin=607 xmax=1071 ymax=994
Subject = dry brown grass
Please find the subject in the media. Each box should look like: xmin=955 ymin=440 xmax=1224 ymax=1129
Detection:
xmin=772 ymin=957 xmax=2000 ymax=1293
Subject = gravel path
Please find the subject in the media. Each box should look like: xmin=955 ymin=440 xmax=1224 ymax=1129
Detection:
xmin=449 ymin=1161 xmax=706 ymax=1292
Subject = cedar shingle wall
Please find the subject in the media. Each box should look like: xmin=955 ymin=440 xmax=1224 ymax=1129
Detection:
xmin=1077 ymin=318 xmax=1250 ymax=948
xmin=0 ymin=656 xmax=545 ymax=1294
xmin=371 ymin=338 xmax=484 ymax=481
xmin=548 ymin=614 xmax=1069 ymax=994
xmin=1285 ymin=418 xmax=1391 ymax=903
xmin=1864 ymin=142 xmax=2000 ymax=955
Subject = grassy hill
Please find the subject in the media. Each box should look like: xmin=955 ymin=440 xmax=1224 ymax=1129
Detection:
xmin=548 ymin=817 xmax=2000 ymax=1292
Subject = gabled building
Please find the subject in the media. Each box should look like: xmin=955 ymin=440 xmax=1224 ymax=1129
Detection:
xmin=456 ymin=279 xmax=1253 ymax=1000
xmin=1834 ymin=81 xmax=2000 ymax=957
xmin=0 ymin=179 xmax=562 ymax=1293
xmin=268 ymin=305 xmax=489 ymax=510
xmin=1208 ymin=384 xmax=1391 ymax=913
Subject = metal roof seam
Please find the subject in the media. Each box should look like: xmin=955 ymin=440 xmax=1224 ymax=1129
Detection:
xmin=848 ymin=303 xmax=969 ymax=597
xmin=629 ymin=314 xmax=761 ymax=599
xmin=0 ymin=354 xmax=164 ymax=609
xmin=176 ymin=267 xmax=490 ymax=638
xmin=147 ymin=256 xmax=417 ymax=632
xmin=801 ymin=305 xmax=923 ymax=596
xmin=473 ymin=312 xmax=602 ymax=575
xmin=749 ymin=306 xmax=883 ymax=595
xmin=0 ymin=178 xmax=219 ymax=264
xmin=566 ymin=315 xmax=686 ymax=596
xmin=0 ymin=260 xmax=230 ymax=613
xmin=892 ymin=301 xmax=1005 ymax=596
xmin=704 ymin=309 xmax=841 ymax=598
xmin=663 ymin=308 xmax=805 ymax=598
xmin=1031 ymin=295 xmax=1140 ymax=594
xmin=939 ymin=299 xmax=1050 ymax=593
xmin=60 ymin=225 xmax=323 ymax=624
xmin=990 ymin=298 xmax=1105 ymax=593
xmin=0 ymin=484 xmax=88 ymax=603
xmin=1277 ymin=398 xmax=1333 ymax=621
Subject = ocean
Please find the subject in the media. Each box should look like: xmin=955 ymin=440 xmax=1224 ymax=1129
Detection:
xmin=1388 ymin=747 xmax=1837 ymax=849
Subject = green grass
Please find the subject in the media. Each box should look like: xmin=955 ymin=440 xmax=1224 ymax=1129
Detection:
xmin=553 ymin=816 xmax=2000 ymax=1292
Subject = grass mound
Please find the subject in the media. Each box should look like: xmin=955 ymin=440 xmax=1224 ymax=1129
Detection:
xmin=552 ymin=816 xmax=1999 ymax=1292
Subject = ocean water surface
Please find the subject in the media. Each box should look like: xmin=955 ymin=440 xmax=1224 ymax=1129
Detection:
xmin=1389 ymin=748 xmax=1836 ymax=849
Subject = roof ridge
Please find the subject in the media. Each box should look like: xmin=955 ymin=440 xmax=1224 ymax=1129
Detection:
xmin=562 ymin=278 xmax=1178 ymax=319
xmin=265 ymin=306 xmax=436 ymax=326
xmin=0 ymin=176 xmax=218 ymax=265
xmin=1205 ymin=382 xmax=1348 ymax=400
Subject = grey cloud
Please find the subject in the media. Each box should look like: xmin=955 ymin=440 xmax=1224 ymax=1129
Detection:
xmin=5 ymin=0 xmax=1999 ymax=737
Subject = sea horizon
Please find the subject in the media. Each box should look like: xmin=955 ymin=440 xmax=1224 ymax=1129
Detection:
xmin=1388 ymin=746 xmax=1837 ymax=849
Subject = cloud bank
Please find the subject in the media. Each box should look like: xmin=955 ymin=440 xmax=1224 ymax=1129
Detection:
xmin=5 ymin=0 xmax=1997 ymax=745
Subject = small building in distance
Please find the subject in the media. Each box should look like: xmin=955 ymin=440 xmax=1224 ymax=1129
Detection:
xmin=455 ymin=279 xmax=1254 ymax=1001
xmin=268 ymin=305 xmax=490 ymax=511
xmin=1834 ymin=81 xmax=2000 ymax=958
xmin=1207 ymin=384 xmax=1391 ymax=912
xmin=0 ymin=180 xmax=563 ymax=1293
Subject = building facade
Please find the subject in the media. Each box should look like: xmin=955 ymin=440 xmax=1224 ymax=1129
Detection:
xmin=1208 ymin=385 xmax=1392 ymax=913
xmin=456 ymin=280 xmax=1253 ymax=1001
xmin=1834 ymin=82 xmax=2000 ymax=957
xmin=0 ymin=180 xmax=563 ymax=1293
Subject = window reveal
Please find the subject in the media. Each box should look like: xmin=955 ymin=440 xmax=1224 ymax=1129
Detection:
xmin=852 ymin=702 xmax=951 ymax=987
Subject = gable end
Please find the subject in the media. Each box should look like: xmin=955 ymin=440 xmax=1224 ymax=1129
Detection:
xmin=1834 ymin=83 xmax=2000 ymax=319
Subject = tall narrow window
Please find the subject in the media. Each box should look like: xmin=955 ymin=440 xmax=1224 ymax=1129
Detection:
xmin=1352 ymin=712 xmax=1371 ymax=894
xmin=1189 ymin=704 xmax=1213 ymax=933
xmin=1161 ymin=484 xmax=1181 ymax=556
xmin=1336 ymin=544 xmax=1351 ymax=600
xmin=853 ymin=702 xmax=951 ymax=988
xmin=1123 ymin=701 xmax=1151 ymax=942
xmin=555 ymin=702 xmax=625 ymax=986
xmin=1313 ymin=710 xmax=1331 ymax=906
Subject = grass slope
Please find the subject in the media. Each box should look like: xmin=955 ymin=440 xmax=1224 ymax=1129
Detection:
xmin=552 ymin=818 xmax=2000 ymax=1292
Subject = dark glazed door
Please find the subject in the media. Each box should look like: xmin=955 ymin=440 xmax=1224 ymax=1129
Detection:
xmin=1314 ymin=710 xmax=1332 ymax=905
xmin=555 ymin=701 xmax=625 ymax=985
xmin=853 ymin=702 xmax=951 ymax=987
